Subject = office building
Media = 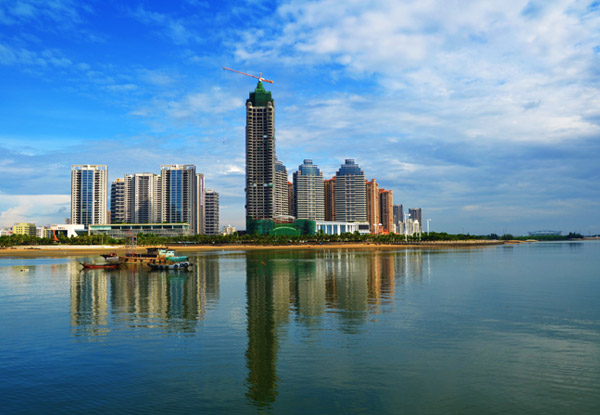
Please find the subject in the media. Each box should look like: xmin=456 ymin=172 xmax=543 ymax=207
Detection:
xmin=334 ymin=159 xmax=366 ymax=222
xmin=293 ymin=159 xmax=324 ymax=221
xmin=366 ymin=179 xmax=380 ymax=233
xmin=324 ymin=177 xmax=336 ymax=221
xmin=71 ymin=164 xmax=108 ymax=225
xmin=246 ymin=80 xmax=276 ymax=222
xmin=204 ymin=189 xmax=219 ymax=235
xmin=379 ymin=189 xmax=393 ymax=233
xmin=160 ymin=164 xmax=199 ymax=233
xmin=274 ymin=160 xmax=289 ymax=219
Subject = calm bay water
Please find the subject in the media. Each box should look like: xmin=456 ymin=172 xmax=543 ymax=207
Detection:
xmin=1 ymin=242 xmax=599 ymax=414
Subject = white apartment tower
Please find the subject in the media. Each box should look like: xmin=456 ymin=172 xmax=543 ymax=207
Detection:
xmin=160 ymin=164 xmax=199 ymax=233
xmin=293 ymin=159 xmax=324 ymax=220
xmin=71 ymin=164 xmax=108 ymax=225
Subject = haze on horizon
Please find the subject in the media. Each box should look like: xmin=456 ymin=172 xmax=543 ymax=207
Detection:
xmin=0 ymin=0 xmax=599 ymax=235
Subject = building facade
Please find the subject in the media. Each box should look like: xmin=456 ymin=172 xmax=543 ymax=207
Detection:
xmin=71 ymin=164 xmax=108 ymax=226
xmin=110 ymin=178 xmax=126 ymax=224
xmin=13 ymin=223 xmax=36 ymax=236
xmin=379 ymin=189 xmax=393 ymax=233
xmin=409 ymin=208 xmax=422 ymax=231
xmin=204 ymin=189 xmax=219 ymax=235
xmin=393 ymin=204 xmax=403 ymax=229
xmin=160 ymin=164 xmax=199 ymax=233
xmin=246 ymin=81 xmax=276 ymax=222
xmin=274 ymin=160 xmax=289 ymax=219
xmin=334 ymin=159 xmax=366 ymax=222
xmin=293 ymin=159 xmax=325 ymax=221
xmin=366 ymin=179 xmax=380 ymax=233
xmin=324 ymin=177 xmax=336 ymax=221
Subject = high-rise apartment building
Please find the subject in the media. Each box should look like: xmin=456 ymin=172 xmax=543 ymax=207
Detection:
xmin=324 ymin=177 xmax=336 ymax=221
xmin=204 ymin=189 xmax=219 ymax=235
xmin=71 ymin=164 xmax=108 ymax=225
xmin=366 ymin=179 xmax=380 ymax=233
xmin=379 ymin=189 xmax=393 ymax=233
xmin=293 ymin=159 xmax=324 ymax=221
xmin=246 ymin=81 xmax=275 ymax=222
xmin=274 ymin=160 xmax=289 ymax=218
xmin=110 ymin=178 xmax=126 ymax=224
xmin=125 ymin=173 xmax=158 ymax=224
xmin=160 ymin=164 xmax=199 ymax=233
xmin=334 ymin=159 xmax=366 ymax=222
xmin=196 ymin=173 xmax=205 ymax=235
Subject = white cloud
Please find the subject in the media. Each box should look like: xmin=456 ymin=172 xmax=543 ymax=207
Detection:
xmin=0 ymin=194 xmax=70 ymax=227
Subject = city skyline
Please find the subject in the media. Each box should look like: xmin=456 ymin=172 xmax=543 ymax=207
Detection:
xmin=1 ymin=1 xmax=599 ymax=235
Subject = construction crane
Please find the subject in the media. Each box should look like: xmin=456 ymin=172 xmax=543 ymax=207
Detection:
xmin=222 ymin=67 xmax=274 ymax=84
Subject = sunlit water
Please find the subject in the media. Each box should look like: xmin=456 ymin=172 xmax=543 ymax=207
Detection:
xmin=1 ymin=242 xmax=599 ymax=414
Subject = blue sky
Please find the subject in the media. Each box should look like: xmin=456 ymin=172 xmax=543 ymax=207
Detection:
xmin=1 ymin=0 xmax=599 ymax=235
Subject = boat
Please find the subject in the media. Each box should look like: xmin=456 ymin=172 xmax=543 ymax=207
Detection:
xmin=106 ymin=248 xmax=189 ymax=264
xmin=147 ymin=261 xmax=193 ymax=271
xmin=81 ymin=262 xmax=121 ymax=270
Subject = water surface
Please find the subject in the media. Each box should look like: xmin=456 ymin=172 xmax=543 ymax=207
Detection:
xmin=1 ymin=242 xmax=599 ymax=414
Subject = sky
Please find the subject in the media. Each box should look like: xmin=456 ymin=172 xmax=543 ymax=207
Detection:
xmin=0 ymin=0 xmax=599 ymax=235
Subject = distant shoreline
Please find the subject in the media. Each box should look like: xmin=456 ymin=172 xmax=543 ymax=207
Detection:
xmin=0 ymin=240 xmax=513 ymax=257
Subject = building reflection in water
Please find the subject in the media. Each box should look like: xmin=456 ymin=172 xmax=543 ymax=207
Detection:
xmin=67 ymin=249 xmax=428 ymax=408
xmin=244 ymin=249 xmax=428 ymax=408
xmin=70 ymin=258 xmax=220 ymax=336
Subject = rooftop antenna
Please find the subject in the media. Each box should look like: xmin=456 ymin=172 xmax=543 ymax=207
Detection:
xmin=222 ymin=67 xmax=274 ymax=84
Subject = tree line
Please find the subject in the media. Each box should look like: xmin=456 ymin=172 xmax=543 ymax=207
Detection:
xmin=0 ymin=231 xmax=585 ymax=247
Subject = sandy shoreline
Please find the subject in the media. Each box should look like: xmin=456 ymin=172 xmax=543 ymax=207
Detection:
xmin=0 ymin=240 xmax=509 ymax=257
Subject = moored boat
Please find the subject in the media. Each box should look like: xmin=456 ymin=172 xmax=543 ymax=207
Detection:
xmin=81 ymin=262 xmax=121 ymax=270
xmin=148 ymin=261 xmax=193 ymax=271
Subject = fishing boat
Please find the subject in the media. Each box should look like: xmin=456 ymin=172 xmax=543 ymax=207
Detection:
xmin=147 ymin=261 xmax=193 ymax=271
xmin=81 ymin=262 xmax=121 ymax=270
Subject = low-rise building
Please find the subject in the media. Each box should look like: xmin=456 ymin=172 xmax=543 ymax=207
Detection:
xmin=88 ymin=223 xmax=192 ymax=238
xmin=315 ymin=221 xmax=370 ymax=235
xmin=13 ymin=223 xmax=36 ymax=236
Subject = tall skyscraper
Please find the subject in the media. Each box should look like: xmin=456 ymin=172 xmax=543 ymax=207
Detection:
xmin=379 ymin=189 xmax=393 ymax=233
xmin=274 ymin=160 xmax=289 ymax=218
xmin=334 ymin=159 xmax=366 ymax=222
xmin=409 ymin=208 xmax=422 ymax=232
xmin=393 ymin=204 xmax=403 ymax=226
xmin=409 ymin=208 xmax=422 ymax=226
xmin=160 ymin=164 xmax=199 ymax=233
xmin=324 ymin=177 xmax=336 ymax=221
xmin=366 ymin=179 xmax=380 ymax=232
xmin=246 ymin=81 xmax=275 ymax=222
xmin=71 ymin=164 xmax=108 ymax=225
xmin=110 ymin=178 xmax=126 ymax=224
xmin=204 ymin=189 xmax=219 ymax=235
xmin=293 ymin=159 xmax=325 ymax=221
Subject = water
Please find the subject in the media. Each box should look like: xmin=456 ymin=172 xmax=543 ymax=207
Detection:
xmin=1 ymin=242 xmax=599 ymax=414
